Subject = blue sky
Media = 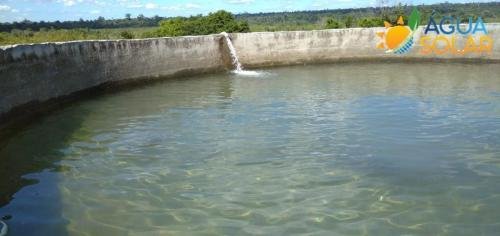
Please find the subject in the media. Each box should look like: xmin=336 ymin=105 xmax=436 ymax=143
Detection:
xmin=0 ymin=0 xmax=495 ymax=22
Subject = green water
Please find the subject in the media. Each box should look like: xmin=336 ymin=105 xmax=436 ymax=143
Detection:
xmin=1 ymin=63 xmax=500 ymax=235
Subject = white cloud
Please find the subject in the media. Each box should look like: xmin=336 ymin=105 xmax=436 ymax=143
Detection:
xmin=228 ymin=0 xmax=254 ymax=4
xmin=118 ymin=0 xmax=141 ymax=8
xmin=93 ymin=0 xmax=107 ymax=6
xmin=312 ymin=2 xmax=323 ymax=7
xmin=185 ymin=3 xmax=201 ymax=9
xmin=161 ymin=3 xmax=202 ymax=11
xmin=90 ymin=10 xmax=100 ymax=14
xmin=145 ymin=3 xmax=158 ymax=9
xmin=61 ymin=0 xmax=76 ymax=6
xmin=161 ymin=5 xmax=181 ymax=11
xmin=0 ymin=5 xmax=12 ymax=11
xmin=126 ymin=3 xmax=143 ymax=8
xmin=56 ymin=0 xmax=86 ymax=6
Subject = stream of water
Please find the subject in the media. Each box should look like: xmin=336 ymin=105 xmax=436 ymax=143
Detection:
xmin=221 ymin=32 xmax=261 ymax=76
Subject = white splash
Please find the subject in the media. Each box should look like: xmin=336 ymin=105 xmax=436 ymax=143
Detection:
xmin=0 ymin=220 xmax=7 ymax=236
xmin=232 ymin=70 xmax=262 ymax=76
xmin=221 ymin=32 xmax=262 ymax=76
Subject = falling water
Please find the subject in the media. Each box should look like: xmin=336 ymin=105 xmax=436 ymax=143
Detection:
xmin=0 ymin=220 xmax=7 ymax=236
xmin=221 ymin=32 xmax=262 ymax=76
xmin=221 ymin=32 xmax=243 ymax=72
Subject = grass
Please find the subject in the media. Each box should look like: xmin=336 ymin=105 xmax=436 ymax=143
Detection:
xmin=2 ymin=18 xmax=500 ymax=46
xmin=0 ymin=24 xmax=339 ymax=45
xmin=0 ymin=27 xmax=156 ymax=46
xmin=249 ymin=23 xmax=320 ymax=32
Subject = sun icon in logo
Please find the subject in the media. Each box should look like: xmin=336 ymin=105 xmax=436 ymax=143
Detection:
xmin=376 ymin=8 xmax=421 ymax=54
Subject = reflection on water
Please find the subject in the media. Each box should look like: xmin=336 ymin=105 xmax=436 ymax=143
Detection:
xmin=1 ymin=62 xmax=500 ymax=235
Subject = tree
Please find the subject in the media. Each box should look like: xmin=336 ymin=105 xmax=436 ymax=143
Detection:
xmin=157 ymin=18 xmax=186 ymax=36
xmin=325 ymin=18 xmax=341 ymax=29
xmin=391 ymin=3 xmax=407 ymax=25
xmin=125 ymin=13 xmax=132 ymax=20
xmin=155 ymin=10 xmax=250 ymax=37
xmin=358 ymin=18 xmax=383 ymax=27
xmin=344 ymin=15 xmax=354 ymax=28
xmin=120 ymin=30 xmax=134 ymax=39
xmin=202 ymin=10 xmax=250 ymax=33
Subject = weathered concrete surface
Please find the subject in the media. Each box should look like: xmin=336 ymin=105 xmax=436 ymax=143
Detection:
xmin=1 ymin=24 xmax=499 ymax=121
xmin=231 ymin=24 xmax=500 ymax=67
xmin=0 ymin=35 xmax=228 ymax=118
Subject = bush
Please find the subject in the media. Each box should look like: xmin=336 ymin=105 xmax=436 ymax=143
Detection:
xmin=155 ymin=10 xmax=250 ymax=37
xmin=344 ymin=16 xmax=354 ymax=28
xmin=358 ymin=18 xmax=384 ymax=28
xmin=120 ymin=30 xmax=134 ymax=39
xmin=325 ymin=18 xmax=341 ymax=29
xmin=156 ymin=18 xmax=187 ymax=36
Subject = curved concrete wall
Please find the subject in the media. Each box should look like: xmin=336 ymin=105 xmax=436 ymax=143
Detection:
xmin=1 ymin=24 xmax=499 ymax=121
xmin=231 ymin=24 xmax=500 ymax=67
xmin=0 ymin=35 xmax=228 ymax=119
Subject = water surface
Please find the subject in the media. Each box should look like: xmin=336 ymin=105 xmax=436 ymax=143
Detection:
xmin=1 ymin=63 xmax=500 ymax=235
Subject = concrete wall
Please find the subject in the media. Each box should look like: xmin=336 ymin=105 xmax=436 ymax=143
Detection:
xmin=0 ymin=35 xmax=228 ymax=118
xmin=231 ymin=24 xmax=500 ymax=67
xmin=1 ymin=24 xmax=499 ymax=120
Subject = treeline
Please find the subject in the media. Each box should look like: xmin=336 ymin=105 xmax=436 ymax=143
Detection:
xmin=0 ymin=11 xmax=249 ymax=45
xmin=240 ymin=2 xmax=500 ymax=30
xmin=1 ymin=2 xmax=498 ymax=33
xmin=0 ymin=14 xmax=166 ymax=32
xmin=1 ymin=2 xmax=499 ymax=45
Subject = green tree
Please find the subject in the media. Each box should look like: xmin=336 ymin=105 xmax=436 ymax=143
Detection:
xmin=344 ymin=15 xmax=354 ymax=28
xmin=390 ymin=3 xmax=407 ymax=25
xmin=205 ymin=10 xmax=250 ymax=33
xmin=156 ymin=18 xmax=186 ymax=36
xmin=325 ymin=18 xmax=341 ymax=29
xmin=120 ymin=30 xmax=134 ymax=39
xmin=358 ymin=18 xmax=383 ymax=27
xmin=154 ymin=10 xmax=249 ymax=37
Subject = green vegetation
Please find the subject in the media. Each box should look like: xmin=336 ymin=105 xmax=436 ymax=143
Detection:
xmin=0 ymin=15 xmax=165 ymax=32
xmin=119 ymin=30 xmax=134 ymax=39
xmin=146 ymin=10 xmax=250 ymax=37
xmin=240 ymin=2 xmax=500 ymax=31
xmin=358 ymin=18 xmax=384 ymax=28
xmin=0 ymin=27 xmax=154 ymax=45
xmin=0 ymin=11 xmax=249 ymax=45
xmin=0 ymin=2 xmax=499 ymax=45
xmin=325 ymin=18 xmax=341 ymax=29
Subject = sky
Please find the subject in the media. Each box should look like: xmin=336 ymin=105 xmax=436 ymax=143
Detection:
xmin=0 ymin=0 xmax=496 ymax=23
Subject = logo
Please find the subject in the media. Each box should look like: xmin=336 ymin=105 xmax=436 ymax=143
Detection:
xmin=377 ymin=8 xmax=420 ymax=54
xmin=420 ymin=13 xmax=492 ymax=55
xmin=376 ymin=7 xmax=493 ymax=55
